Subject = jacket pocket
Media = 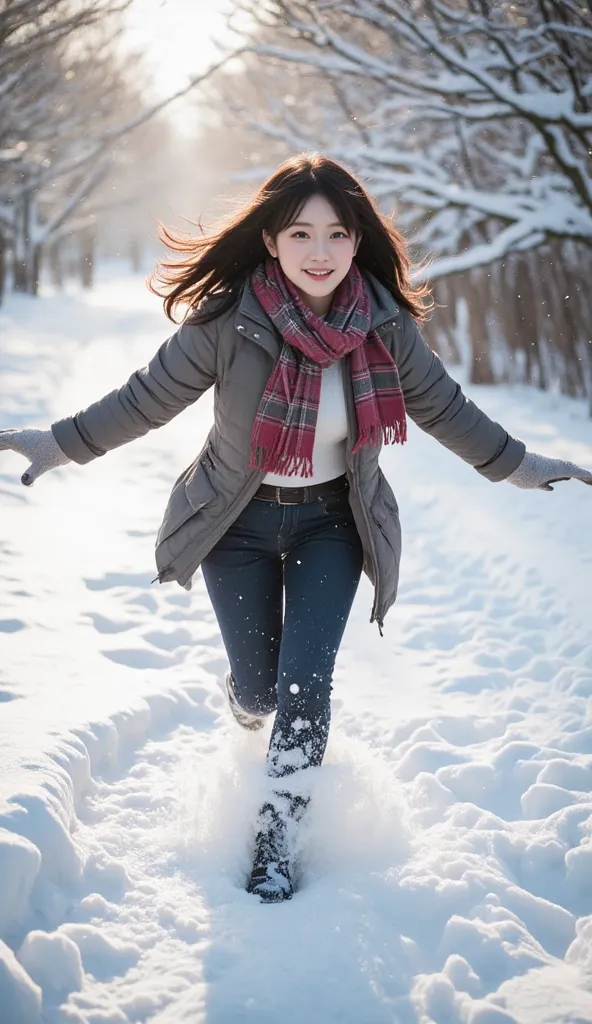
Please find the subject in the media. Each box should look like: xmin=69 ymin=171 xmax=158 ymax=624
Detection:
xmin=370 ymin=475 xmax=401 ymax=566
xmin=371 ymin=506 xmax=399 ymax=559
xmin=376 ymin=472 xmax=399 ymax=516
xmin=157 ymin=460 xmax=217 ymax=548
xmin=185 ymin=458 xmax=217 ymax=513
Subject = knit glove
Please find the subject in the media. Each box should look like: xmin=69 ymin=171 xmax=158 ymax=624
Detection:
xmin=0 ymin=428 xmax=71 ymax=486
xmin=506 ymin=451 xmax=592 ymax=491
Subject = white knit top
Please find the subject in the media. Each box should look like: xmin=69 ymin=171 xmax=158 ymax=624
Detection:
xmin=262 ymin=361 xmax=348 ymax=486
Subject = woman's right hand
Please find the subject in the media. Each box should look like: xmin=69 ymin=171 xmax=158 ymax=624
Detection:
xmin=0 ymin=428 xmax=72 ymax=486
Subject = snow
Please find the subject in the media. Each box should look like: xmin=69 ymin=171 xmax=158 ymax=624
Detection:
xmin=18 ymin=930 xmax=84 ymax=1002
xmin=0 ymin=268 xmax=591 ymax=1023
xmin=0 ymin=940 xmax=43 ymax=1024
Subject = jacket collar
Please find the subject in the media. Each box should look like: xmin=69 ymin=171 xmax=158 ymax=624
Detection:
xmin=233 ymin=271 xmax=400 ymax=360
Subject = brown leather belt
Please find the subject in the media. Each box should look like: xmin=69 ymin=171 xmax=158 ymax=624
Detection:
xmin=253 ymin=473 xmax=349 ymax=505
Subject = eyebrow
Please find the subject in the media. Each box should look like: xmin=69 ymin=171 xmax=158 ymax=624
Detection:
xmin=290 ymin=221 xmax=347 ymax=228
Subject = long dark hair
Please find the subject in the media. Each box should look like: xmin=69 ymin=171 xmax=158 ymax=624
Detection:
xmin=148 ymin=153 xmax=433 ymax=324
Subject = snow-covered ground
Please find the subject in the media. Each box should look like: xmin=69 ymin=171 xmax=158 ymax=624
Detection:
xmin=1 ymin=270 xmax=591 ymax=1024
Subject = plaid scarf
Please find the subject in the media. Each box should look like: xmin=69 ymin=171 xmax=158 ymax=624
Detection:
xmin=248 ymin=258 xmax=407 ymax=477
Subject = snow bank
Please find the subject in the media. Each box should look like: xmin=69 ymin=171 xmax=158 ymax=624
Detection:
xmin=0 ymin=939 xmax=43 ymax=1024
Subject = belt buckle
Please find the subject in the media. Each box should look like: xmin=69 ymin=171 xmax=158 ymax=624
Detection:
xmin=276 ymin=485 xmax=303 ymax=505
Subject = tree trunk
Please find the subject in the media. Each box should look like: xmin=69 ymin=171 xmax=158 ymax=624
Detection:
xmin=12 ymin=192 xmax=29 ymax=292
xmin=0 ymin=233 xmax=6 ymax=304
xmin=496 ymin=255 xmax=521 ymax=382
xmin=80 ymin=229 xmax=95 ymax=288
xmin=29 ymin=244 xmax=41 ymax=296
xmin=430 ymin=278 xmax=462 ymax=362
xmin=48 ymin=240 xmax=64 ymax=289
xmin=468 ymin=272 xmax=496 ymax=385
xmin=13 ymin=256 xmax=28 ymax=291
xmin=11 ymin=191 xmax=43 ymax=295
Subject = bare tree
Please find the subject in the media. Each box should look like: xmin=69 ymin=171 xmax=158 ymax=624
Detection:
xmin=0 ymin=2 xmax=129 ymax=289
xmin=0 ymin=0 xmax=245 ymax=298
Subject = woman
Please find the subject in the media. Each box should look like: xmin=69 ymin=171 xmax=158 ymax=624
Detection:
xmin=1 ymin=154 xmax=591 ymax=903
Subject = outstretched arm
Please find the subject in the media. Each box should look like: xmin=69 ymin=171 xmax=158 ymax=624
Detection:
xmin=392 ymin=310 xmax=591 ymax=489
xmin=0 ymin=317 xmax=218 ymax=485
xmin=392 ymin=308 xmax=525 ymax=481
xmin=52 ymin=318 xmax=218 ymax=464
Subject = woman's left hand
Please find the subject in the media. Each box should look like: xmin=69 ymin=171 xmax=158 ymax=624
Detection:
xmin=506 ymin=451 xmax=592 ymax=491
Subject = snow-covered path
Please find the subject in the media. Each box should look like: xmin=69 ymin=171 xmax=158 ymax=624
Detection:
xmin=1 ymin=272 xmax=592 ymax=1024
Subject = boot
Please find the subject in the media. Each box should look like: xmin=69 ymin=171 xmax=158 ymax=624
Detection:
xmin=246 ymin=792 xmax=309 ymax=903
xmin=247 ymin=800 xmax=293 ymax=902
xmin=223 ymin=670 xmax=265 ymax=731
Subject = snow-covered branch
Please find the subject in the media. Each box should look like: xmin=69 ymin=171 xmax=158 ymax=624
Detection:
xmin=236 ymin=0 xmax=592 ymax=266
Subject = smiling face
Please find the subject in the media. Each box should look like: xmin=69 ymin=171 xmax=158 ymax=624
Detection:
xmin=262 ymin=194 xmax=360 ymax=316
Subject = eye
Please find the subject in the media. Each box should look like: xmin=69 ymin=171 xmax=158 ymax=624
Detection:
xmin=290 ymin=231 xmax=309 ymax=239
xmin=331 ymin=231 xmax=349 ymax=239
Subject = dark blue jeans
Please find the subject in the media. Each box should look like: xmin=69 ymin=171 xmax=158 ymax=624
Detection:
xmin=201 ymin=482 xmax=364 ymax=777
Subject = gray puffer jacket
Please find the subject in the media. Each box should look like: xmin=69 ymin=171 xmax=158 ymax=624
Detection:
xmin=52 ymin=273 xmax=525 ymax=635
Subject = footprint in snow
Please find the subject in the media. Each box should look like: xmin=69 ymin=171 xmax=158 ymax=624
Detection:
xmin=84 ymin=612 xmax=139 ymax=634
xmin=0 ymin=618 xmax=26 ymax=633
xmin=126 ymin=593 xmax=159 ymax=613
xmin=85 ymin=571 xmax=156 ymax=591
xmin=405 ymin=627 xmax=464 ymax=651
xmin=443 ymin=669 xmax=512 ymax=694
xmin=143 ymin=628 xmax=194 ymax=651
xmin=165 ymin=593 xmax=192 ymax=607
xmin=102 ymin=648 xmax=186 ymax=670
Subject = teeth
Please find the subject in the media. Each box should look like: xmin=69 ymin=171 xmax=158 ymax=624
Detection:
xmin=305 ymin=270 xmax=331 ymax=276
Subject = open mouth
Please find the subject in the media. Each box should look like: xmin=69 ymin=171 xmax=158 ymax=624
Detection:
xmin=303 ymin=269 xmax=334 ymax=280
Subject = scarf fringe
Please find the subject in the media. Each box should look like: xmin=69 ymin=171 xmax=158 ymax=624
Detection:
xmin=351 ymin=418 xmax=407 ymax=455
xmin=249 ymin=447 xmax=314 ymax=478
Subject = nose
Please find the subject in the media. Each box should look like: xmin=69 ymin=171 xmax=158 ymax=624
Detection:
xmin=309 ymin=238 xmax=329 ymax=261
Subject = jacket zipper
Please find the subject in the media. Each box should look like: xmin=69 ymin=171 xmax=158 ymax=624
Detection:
xmin=353 ymin=461 xmax=383 ymax=633
xmin=362 ymin=483 xmax=384 ymax=637
xmin=372 ymin=516 xmax=394 ymax=554
xmin=341 ymin=358 xmax=384 ymax=637
xmin=369 ymin=316 xmax=400 ymax=636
